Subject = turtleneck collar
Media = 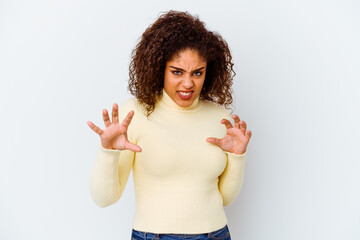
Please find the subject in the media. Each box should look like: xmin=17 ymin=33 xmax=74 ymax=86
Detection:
xmin=157 ymin=89 xmax=202 ymax=112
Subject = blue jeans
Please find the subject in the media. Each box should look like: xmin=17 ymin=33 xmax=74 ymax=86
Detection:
xmin=131 ymin=224 xmax=231 ymax=240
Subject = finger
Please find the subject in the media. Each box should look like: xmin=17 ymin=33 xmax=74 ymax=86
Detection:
xmin=127 ymin=142 xmax=142 ymax=152
xmin=232 ymin=114 xmax=241 ymax=129
xmin=220 ymin=119 xmax=233 ymax=129
xmin=206 ymin=137 xmax=221 ymax=147
xmin=112 ymin=103 xmax=119 ymax=123
xmin=246 ymin=130 xmax=252 ymax=140
xmin=87 ymin=121 xmax=103 ymax=136
xmin=121 ymin=110 xmax=135 ymax=128
xmin=102 ymin=109 xmax=111 ymax=128
xmin=240 ymin=120 xmax=247 ymax=134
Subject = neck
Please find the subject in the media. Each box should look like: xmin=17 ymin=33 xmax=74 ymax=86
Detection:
xmin=157 ymin=89 xmax=202 ymax=112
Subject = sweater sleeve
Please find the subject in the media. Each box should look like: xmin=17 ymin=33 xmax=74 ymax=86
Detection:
xmin=89 ymin=100 xmax=136 ymax=208
xmin=218 ymin=150 xmax=246 ymax=206
xmin=218 ymin=109 xmax=247 ymax=207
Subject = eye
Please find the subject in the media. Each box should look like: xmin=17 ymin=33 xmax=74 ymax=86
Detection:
xmin=172 ymin=71 xmax=181 ymax=75
xmin=193 ymin=71 xmax=203 ymax=76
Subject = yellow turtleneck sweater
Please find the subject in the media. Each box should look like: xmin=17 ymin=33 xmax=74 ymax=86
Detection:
xmin=89 ymin=89 xmax=247 ymax=234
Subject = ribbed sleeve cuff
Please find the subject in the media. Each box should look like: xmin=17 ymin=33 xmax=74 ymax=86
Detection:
xmin=93 ymin=144 xmax=121 ymax=180
xmin=225 ymin=150 xmax=247 ymax=160
xmin=99 ymin=143 xmax=121 ymax=152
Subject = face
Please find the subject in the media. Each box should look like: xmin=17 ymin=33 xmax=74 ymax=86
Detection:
xmin=164 ymin=49 xmax=207 ymax=107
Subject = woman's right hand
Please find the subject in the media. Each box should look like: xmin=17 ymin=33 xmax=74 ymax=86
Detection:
xmin=87 ymin=103 xmax=142 ymax=152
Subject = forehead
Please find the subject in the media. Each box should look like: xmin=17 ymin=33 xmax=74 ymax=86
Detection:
xmin=167 ymin=49 xmax=207 ymax=65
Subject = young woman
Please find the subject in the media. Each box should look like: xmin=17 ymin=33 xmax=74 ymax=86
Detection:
xmin=87 ymin=10 xmax=252 ymax=240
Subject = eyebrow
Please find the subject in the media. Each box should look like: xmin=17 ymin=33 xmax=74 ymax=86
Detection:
xmin=169 ymin=66 xmax=205 ymax=72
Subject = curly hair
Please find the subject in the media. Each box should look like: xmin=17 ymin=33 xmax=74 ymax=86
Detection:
xmin=128 ymin=10 xmax=235 ymax=117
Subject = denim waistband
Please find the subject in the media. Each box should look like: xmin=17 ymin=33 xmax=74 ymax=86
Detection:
xmin=132 ymin=224 xmax=229 ymax=239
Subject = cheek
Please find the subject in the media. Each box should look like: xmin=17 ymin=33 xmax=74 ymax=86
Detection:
xmin=163 ymin=72 xmax=171 ymax=86
xmin=198 ymin=76 xmax=206 ymax=87
xmin=164 ymin=72 xmax=177 ymax=88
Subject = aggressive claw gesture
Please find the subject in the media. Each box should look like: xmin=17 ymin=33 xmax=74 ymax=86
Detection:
xmin=206 ymin=114 xmax=252 ymax=155
xmin=87 ymin=103 xmax=142 ymax=152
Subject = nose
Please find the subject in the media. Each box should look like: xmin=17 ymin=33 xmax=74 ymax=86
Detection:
xmin=182 ymin=74 xmax=194 ymax=89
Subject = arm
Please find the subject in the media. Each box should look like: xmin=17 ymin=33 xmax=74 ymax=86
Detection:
xmin=89 ymin=99 xmax=137 ymax=207
xmin=213 ymin=108 xmax=250 ymax=207
xmin=89 ymin=144 xmax=134 ymax=207
xmin=218 ymin=150 xmax=247 ymax=206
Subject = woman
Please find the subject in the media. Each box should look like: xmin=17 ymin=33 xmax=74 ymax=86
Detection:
xmin=87 ymin=10 xmax=252 ymax=240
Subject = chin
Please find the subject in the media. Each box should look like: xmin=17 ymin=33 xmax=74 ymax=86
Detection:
xmin=177 ymin=100 xmax=192 ymax=107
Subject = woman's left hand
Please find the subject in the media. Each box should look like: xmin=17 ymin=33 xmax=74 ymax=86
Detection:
xmin=206 ymin=114 xmax=252 ymax=155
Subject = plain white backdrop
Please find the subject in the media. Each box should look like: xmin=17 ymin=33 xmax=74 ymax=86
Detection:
xmin=0 ymin=0 xmax=359 ymax=239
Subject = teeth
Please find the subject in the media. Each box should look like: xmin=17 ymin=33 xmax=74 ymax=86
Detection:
xmin=179 ymin=91 xmax=192 ymax=96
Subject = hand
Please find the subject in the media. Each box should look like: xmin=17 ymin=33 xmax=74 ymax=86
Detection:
xmin=87 ymin=103 xmax=142 ymax=152
xmin=206 ymin=114 xmax=252 ymax=155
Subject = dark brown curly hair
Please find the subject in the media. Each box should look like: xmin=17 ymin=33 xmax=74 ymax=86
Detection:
xmin=128 ymin=10 xmax=235 ymax=117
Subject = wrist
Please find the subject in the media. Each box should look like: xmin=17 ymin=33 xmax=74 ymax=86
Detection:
xmin=233 ymin=151 xmax=245 ymax=155
xmin=233 ymin=147 xmax=246 ymax=155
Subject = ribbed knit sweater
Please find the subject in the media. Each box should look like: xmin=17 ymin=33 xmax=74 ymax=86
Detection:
xmin=89 ymin=89 xmax=247 ymax=234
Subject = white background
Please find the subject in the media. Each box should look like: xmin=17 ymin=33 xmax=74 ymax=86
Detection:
xmin=0 ymin=0 xmax=359 ymax=239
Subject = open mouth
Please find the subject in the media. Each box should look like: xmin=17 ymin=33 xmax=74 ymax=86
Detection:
xmin=177 ymin=91 xmax=193 ymax=100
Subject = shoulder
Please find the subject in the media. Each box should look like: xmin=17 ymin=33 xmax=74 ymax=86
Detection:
xmin=119 ymin=97 xmax=136 ymax=110
xmin=200 ymin=100 xmax=230 ymax=118
xmin=118 ymin=97 xmax=147 ymax=121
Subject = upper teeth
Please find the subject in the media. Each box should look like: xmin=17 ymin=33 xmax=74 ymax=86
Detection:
xmin=180 ymin=92 xmax=191 ymax=96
